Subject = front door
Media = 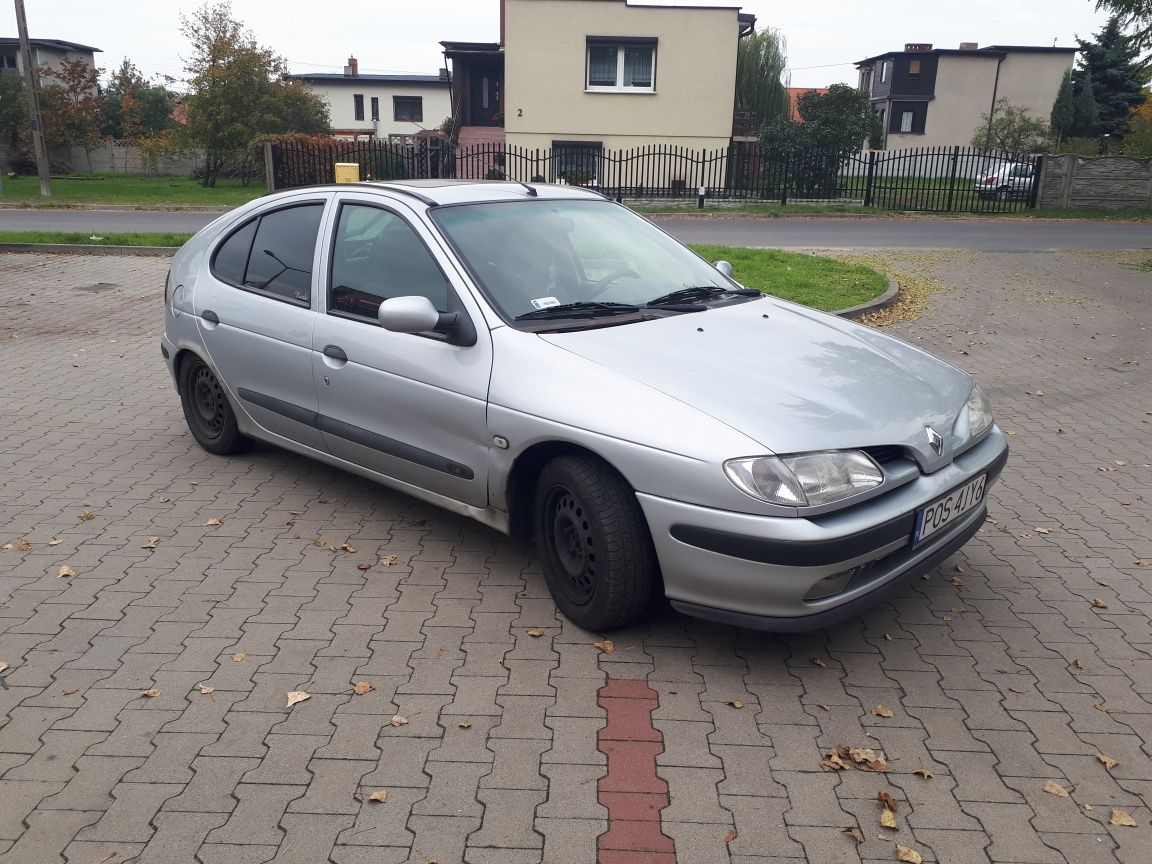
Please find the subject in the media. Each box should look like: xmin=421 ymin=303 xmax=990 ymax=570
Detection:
xmin=468 ymin=64 xmax=502 ymax=126
xmin=195 ymin=197 xmax=329 ymax=451
xmin=312 ymin=197 xmax=492 ymax=507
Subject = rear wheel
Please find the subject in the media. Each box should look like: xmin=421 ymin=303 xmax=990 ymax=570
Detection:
xmin=178 ymin=355 xmax=249 ymax=455
xmin=533 ymin=454 xmax=657 ymax=630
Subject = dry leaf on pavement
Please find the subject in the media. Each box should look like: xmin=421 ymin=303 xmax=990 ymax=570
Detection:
xmin=1091 ymin=598 xmax=1109 ymax=609
xmin=367 ymin=790 xmax=388 ymax=803
xmin=198 ymin=685 xmax=215 ymax=695
xmin=458 ymin=720 xmax=473 ymax=729
xmin=356 ymin=563 xmax=373 ymax=570
xmin=896 ymin=844 xmax=924 ymax=863
xmin=205 ymin=518 xmax=223 ymax=526
xmin=48 ymin=537 xmax=61 ymax=546
xmin=723 ymin=829 xmax=737 ymax=843
xmin=1043 ymin=781 xmax=1071 ymax=797
xmin=390 ymin=714 xmax=409 ymax=726
xmin=232 ymin=652 xmax=248 ymax=662
xmin=80 ymin=510 xmax=95 ymax=520
xmin=811 ymin=657 xmax=828 ymax=667
xmin=1095 ymin=703 xmax=1110 ymax=713
xmin=1 ymin=543 xmax=12 ymax=551
xmin=1110 ymin=809 xmax=1137 ymax=827
xmin=142 ymin=536 xmax=161 ymax=549
xmin=727 ymin=699 xmax=745 ymax=709
xmin=877 ymin=791 xmax=898 ymax=812
xmin=339 ymin=543 xmax=357 ymax=553
xmin=286 ymin=691 xmax=311 ymax=708
xmin=353 ymin=681 xmax=374 ymax=695
xmin=880 ymin=809 xmax=898 ymax=830
xmin=15 ymin=538 xmax=31 ymax=551
xmin=913 ymin=768 xmax=933 ymax=779
xmin=872 ymin=705 xmax=894 ymax=718
xmin=594 ymin=640 xmax=615 ymax=654
xmin=58 ymin=565 xmax=77 ymax=578
xmin=0 ymin=661 xmax=8 ymax=674
xmin=142 ymin=688 xmax=160 ymax=698
xmin=1034 ymin=527 xmax=1050 ymax=534
xmin=379 ymin=554 xmax=398 ymax=566
xmin=528 ymin=628 xmax=544 ymax=637
xmin=1097 ymin=753 xmax=1119 ymax=770
xmin=842 ymin=826 xmax=865 ymax=845
xmin=313 ymin=538 xmax=326 ymax=547
xmin=849 ymin=747 xmax=879 ymax=764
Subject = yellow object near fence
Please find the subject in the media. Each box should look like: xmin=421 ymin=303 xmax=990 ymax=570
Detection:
xmin=334 ymin=163 xmax=360 ymax=183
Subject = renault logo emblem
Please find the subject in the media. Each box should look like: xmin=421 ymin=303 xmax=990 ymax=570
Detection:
xmin=925 ymin=425 xmax=944 ymax=455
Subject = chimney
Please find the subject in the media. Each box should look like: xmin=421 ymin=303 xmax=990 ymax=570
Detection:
xmin=959 ymin=41 xmax=978 ymax=50
xmin=344 ymin=56 xmax=359 ymax=77
xmin=903 ymin=42 xmax=933 ymax=52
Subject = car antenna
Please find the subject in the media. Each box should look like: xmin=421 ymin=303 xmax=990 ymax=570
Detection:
xmin=517 ymin=181 xmax=538 ymax=197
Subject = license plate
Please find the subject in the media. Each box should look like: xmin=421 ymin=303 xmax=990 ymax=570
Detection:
xmin=914 ymin=474 xmax=987 ymax=544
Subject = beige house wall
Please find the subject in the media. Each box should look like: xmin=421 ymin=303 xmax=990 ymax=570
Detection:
xmin=306 ymin=82 xmax=451 ymax=138
xmin=994 ymin=52 xmax=1074 ymax=121
xmin=503 ymin=0 xmax=740 ymax=149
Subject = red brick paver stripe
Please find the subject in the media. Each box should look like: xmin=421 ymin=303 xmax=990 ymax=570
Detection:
xmin=596 ymin=678 xmax=676 ymax=863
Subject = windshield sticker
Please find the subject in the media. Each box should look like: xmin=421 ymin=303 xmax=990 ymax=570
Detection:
xmin=531 ymin=296 xmax=561 ymax=310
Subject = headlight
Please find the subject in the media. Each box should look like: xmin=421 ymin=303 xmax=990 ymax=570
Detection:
xmin=724 ymin=450 xmax=884 ymax=508
xmin=966 ymin=384 xmax=993 ymax=438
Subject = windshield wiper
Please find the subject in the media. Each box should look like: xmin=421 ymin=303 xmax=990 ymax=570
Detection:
xmin=515 ymin=301 xmax=642 ymax=321
xmin=645 ymin=285 xmax=761 ymax=307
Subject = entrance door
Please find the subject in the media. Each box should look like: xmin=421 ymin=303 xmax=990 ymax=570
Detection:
xmin=469 ymin=64 xmax=502 ymax=126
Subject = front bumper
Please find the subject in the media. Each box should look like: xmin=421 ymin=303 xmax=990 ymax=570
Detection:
xmin=638 ymin=427 xmax=1008 ymax=631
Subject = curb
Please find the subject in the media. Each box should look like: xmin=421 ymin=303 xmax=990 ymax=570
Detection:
xmin=0 ymin=204 xmax=234 ymax=212
xmin=834 ymin=274 xmax=901 ymax=319
xmin=0 ymin=243 xmax=178 ymax=256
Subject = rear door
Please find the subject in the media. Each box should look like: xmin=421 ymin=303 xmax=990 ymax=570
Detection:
xmin=195 ymin=196 xmax=330 ymax=450
xmin=311 ymin=195 xmax=493 ymax=506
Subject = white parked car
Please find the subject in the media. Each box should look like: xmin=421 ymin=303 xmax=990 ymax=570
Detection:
xmin=974 ymin=162 xmax=1035 ymax=200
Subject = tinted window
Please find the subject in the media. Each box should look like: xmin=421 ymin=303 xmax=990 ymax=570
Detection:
xmin=329 ymin=204 xmax=451 ymax=318
xmin=212 ymin=219 xmax=257 ymax=285
xmin=243 ymin=205 xmax=324 ymax=305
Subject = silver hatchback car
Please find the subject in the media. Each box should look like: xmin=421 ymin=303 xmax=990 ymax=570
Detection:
xmin=162 ymin=180 xmax=1007 ymax=632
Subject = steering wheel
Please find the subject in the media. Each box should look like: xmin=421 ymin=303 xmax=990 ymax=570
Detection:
xmin=588 ymin=269 xmax=640 ymax=298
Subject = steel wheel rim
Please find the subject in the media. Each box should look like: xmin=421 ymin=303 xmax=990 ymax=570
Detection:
xmin=543 ymin=484 xmax=597 ymax=606
xmin=190 ymin=364 xmax=227 ymax=438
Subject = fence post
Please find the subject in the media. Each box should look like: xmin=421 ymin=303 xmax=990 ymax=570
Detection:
xmin=863 ymin=150 xmax=876 ymax=207
xmin=944 ymin=145 xmax=959 ymax=212
xmin=263 ymin=141 xmax=275 ymax=193
xmin=1028 ymin=154 xmax=1044 ymax=210
xmin=780 ymin=150 xmax=789 ymax=206
xmin=1060 ymin=157 xmax=1076 ymax=209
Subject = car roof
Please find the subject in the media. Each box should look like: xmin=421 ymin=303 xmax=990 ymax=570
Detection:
xmin=276 ymin=179 xmax=607 ymax=207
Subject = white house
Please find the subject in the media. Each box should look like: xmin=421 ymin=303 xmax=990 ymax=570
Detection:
xmin=291 ymin=57 xmax=452 ymax=140
xmin=0 ymin=37 xmax=100 ymax=75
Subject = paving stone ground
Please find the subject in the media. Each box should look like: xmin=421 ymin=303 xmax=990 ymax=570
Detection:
xmin=0 ymin=247 xmax=1149 ymax=864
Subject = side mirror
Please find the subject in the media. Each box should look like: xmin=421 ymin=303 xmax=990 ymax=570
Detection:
xmin=714 ymin=260 xmax=733 ymax=278
xmin=377 ymin=295 xmax=477 ymax=347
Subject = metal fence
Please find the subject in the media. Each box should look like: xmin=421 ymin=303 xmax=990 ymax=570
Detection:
xmin=267 ymin=139 xmax=1040 ymax=213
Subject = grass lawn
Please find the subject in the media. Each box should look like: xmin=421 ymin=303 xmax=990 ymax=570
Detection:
xmin=0 ymin=231 xmax=194 ymax=247
xmin=0 ymin=175 xmax=265 ymax=207
xmin=688 ymin=244 xmax=887 ymax=312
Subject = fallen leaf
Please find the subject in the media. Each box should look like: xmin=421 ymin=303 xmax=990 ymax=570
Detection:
xmin=723 ymin=829 xmax=737 ymax=843
xmin=458 ymin=720 xmax=473 ymax=729
xmin=820 ymin=749 xmax=850 ymax=771
xmin=896 ymin=844 xmax=924 ymax=863
xmin=877 ymin=790 xmax=898 ymax=811
xmin=1114 ymin=460 xmax=1127 ymax=466
xmin=80 ymin=510 xmax=95 ymax=521
xmin=61 ymin=688 xmax=78 ymax=695
xmin=1096 ymin=580 xmax=1111 ymax=587
xmin=286 ymin=691 xmax=311 ymax=708
xmin=205 ymin=518 xmax=223 ymax=526
xmin=367 ymin=789 xmax=388 ymax=803
xmin=1083 ymin=804 xmax=1095 ymax=812
xmin=48 ymin=537 xmax=62 ymax=546
xmin=15 ymin=538 xmax=31 ymax=551
xmin=142 ymin=688 xmax=161 ymax=698
xmin=818 ymin=704 xmax=830 ymax=712
xmin=849 ymin=747 xmax=879 ymax=764
xmin=1034 ymin=527 xmax=1050 ymax=534
xmin=913 ymin=768 xmax=933 ymax=779
xmin=232 ymin=652 xmax=248 ymax=662
xmin=812 ymin=657 xmax=827 ymax=667
xmin=340 ymin=543 xmax=357 ymax=553
xmin=1071 ymin=659 xmax=1083 ymax=670
xmin=0 ymin=661 xmax=7 ymax=673
xmin=1034 ymin=389 xmax=1045 ymax=396
xmin=1 ymin=543 xmax=12 ymax=551
xmin=356 ymin=563 xmax=373 ymax=570
xmin=1095 ymin=702 xmax=1110 ymax=713
xmin=727 ymin=699 xmax=745 ymax=709
xmin=1097 ymin=753 xmax=1119 ymax=770
xmin=872 ymin=705 xmax=894 ymax=718
xmin=951 ymin=578 xmax=966 ymax=587
xmin=1136 ymin=560 xmax=1149 ymax=568
xmin=1091 ymin=598 xmax=1109 ymax=609
xmin=843 ymin=826 xmax=865 ymax=845
xmin=157 ymin=496 xmax=171 ymax=503
xmin=58 ymin=565 xmax=77 ymax=578
xmin=353 ymin=681 xmax=374 ymax=696
xmin=880 ymin=809 xmax=898 ymax=829
xmin=884 ymin=633 xmax=893 ymax=641
xmin=951 ymin=607 xmax=967 ymax=614
xmin=390 ymin=714 xmax=409 ymax=726
xmin=1009 ymin=687 xmax=1025 ymax=694
xmin=1110 ymin=809 xmax=1137 ymax=827
xmin=198 ymin=685 xmax=215 ymax=695
xmin=379 ymin=554 xmax=398 ymax=566
xmin=594 ymin=640 xmax=615 ymax=655
xmin=142 ymin=536 xmax=161 ymax=549
xmin=313 ymin=539 xmax=326 ymax=547
xmin=528 ymin=628 xmax=545 ymax=637
xmin=1043 ymin=780 xmax=1071 ymax=797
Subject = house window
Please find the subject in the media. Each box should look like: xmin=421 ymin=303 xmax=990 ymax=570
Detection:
xmin=1 ymin=54 xmax=17 ymax=70
xmin=393 ymin=96 xmax=423 ymax=122
xmin=353 ymin=94 xmax=365 ymax=122
xmin=881 ymin=61 xmax=890 ymax=83
xmin=908 ymin=59 xmax=921 ymax=75
xmin=370 ymin=96 xmax=379 ymax=121
xmin=586 ymin=39 xmax=656 ymax=91
xmin=553 ymin=141 xmax=602 ymax=185
xmin=900 ymin=111 xmax=913 ymax=132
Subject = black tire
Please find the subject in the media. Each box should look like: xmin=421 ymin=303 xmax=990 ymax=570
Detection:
xmin=178 ymin=355 xmax=250 ymax=455
xmin=533 ymin=454 xmax=658 ymax=630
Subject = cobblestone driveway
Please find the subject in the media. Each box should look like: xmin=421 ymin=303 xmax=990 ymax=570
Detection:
xmin=1 ymin=249 xmax=1149 ymax=864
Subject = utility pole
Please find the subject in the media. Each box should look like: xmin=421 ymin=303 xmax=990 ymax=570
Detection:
xmin=14 ymin=0 xmax=52 ymax=197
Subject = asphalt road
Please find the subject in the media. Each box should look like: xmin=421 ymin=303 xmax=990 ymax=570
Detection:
xmin=1 ymin=207 xmax=1149 ymax=250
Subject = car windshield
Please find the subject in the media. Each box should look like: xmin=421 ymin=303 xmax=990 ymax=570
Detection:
xmin=430 ymin=199 xmax=737 ymax=323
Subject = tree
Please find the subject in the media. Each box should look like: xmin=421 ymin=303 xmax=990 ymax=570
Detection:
xmin=1074 ymin=16 xmax=1147 ymax=137
xmin=179 ymin=2 xmax=329 ymax=186
xmin=0 ymin=72 xmax=25 ymax=150
xmin=1072 ymin=71 xmax=1101 ymax=138
xmin=735 ymin=28 xmax=790 ymax=130
xmin=1123 ymin=96 xmax=1152 ymax=155
xmin=1096 ymin=0 xmax=1152 ymax=55
xmin=1051 ymin=69 xmax=1076 ymax=144
xmin=38 ymin=58 xmax=106 ymax=167
xmin=969 ymin=99 xmax=1050 ymax=154
xmin=103 ymin=58 xmax=178 ymax=140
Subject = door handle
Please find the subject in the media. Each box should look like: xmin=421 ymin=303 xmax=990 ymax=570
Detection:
xmin=201 ymin=309 xmax=219 ymax=324
xmin=323 ymin=345 xmax=348 ymax=362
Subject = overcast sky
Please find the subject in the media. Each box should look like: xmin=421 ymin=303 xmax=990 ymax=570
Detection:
xmin=3 ymin=0 xmax=1110 ymax=88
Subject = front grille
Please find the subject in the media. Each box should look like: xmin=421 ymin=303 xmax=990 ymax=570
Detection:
xmin=864 ymin=445 xmax=906 ymax=465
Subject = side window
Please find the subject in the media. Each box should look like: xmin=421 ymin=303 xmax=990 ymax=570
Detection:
xmin=329 ymin=204 xmax=452 ymax=320
xmin=212 ymin=204 xmax=324 ymax=306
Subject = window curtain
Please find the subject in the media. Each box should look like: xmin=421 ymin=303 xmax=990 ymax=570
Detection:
xmin=588 ymin=46 xmax=618 ymax=86
xmin=623 ymin=48 xmax=652 ymax=87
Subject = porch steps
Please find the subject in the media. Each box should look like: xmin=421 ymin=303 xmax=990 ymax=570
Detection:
xmin=454 ymin=126 xmax=507 ymax=179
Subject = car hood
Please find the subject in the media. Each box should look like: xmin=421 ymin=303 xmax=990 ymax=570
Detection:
xmin=539 ymin=297 xmax=975 ymax=469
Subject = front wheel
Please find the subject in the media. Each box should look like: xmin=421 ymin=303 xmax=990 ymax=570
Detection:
xmin=178 ymin=355 xmax=250 ymax=455
xmin=533 ymin=454 xmax=658 ymax=630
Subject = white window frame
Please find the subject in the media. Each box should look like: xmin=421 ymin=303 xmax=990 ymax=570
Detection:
xmin=881 ymin=60 xmax=891 ymax=83
xmin=586 ymin=42 xmax=656 ymax=93
xmin=900 ymin=110 xmax=914 ymax=133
